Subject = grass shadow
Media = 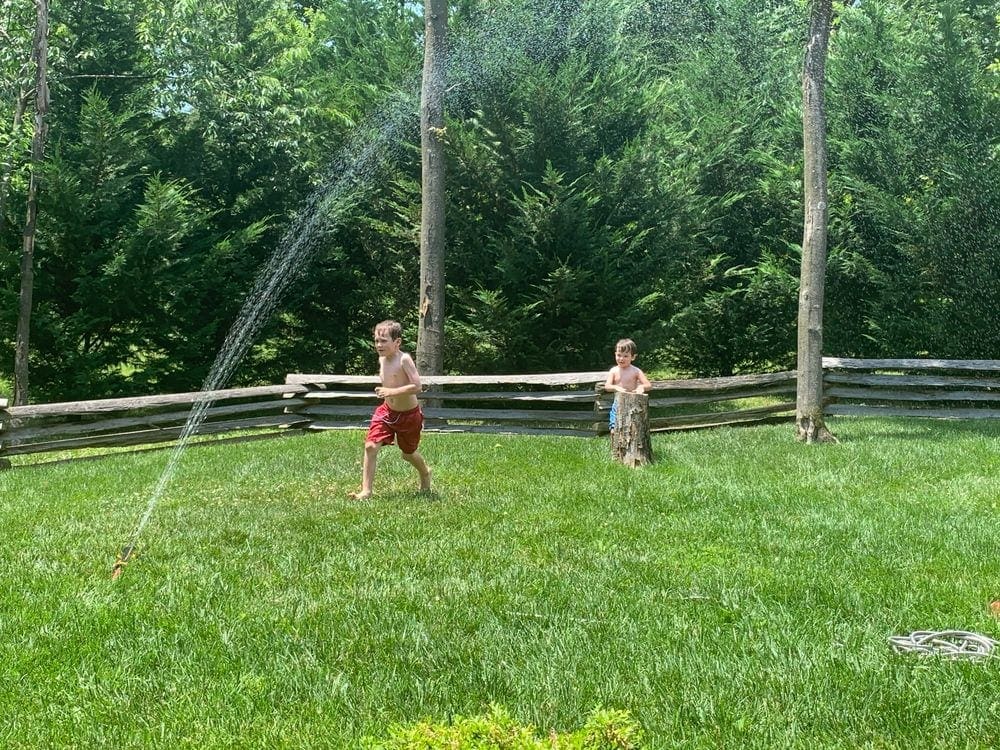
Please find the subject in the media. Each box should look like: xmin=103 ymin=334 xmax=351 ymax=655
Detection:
xmin=829 ymin=416 xmax=1000 ymax=442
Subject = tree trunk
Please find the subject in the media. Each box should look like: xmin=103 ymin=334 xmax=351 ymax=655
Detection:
xmin=416 ymin=0 xmax=447 ymax=377
xmin=610 ymin=392 xmax=653 ymax=467
xmin=13 ymin=0 xmax=49 ymax=407
xmin=795 ymin=0 xmax=836 ymax=444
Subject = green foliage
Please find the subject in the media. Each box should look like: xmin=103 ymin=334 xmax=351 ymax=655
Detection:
xmin=23 ymin=87 xmax=244 ymax=397
xmin=1 ymin=0 xmax=998 ymax=399
xmin=827 ymin=0 xmax=1000 ymax=357
xmin=435 ymin=0 xmax=809 ymax=376
xmin=1 ymin=0 xmax=424 ymax=399
xmin=370 ymin=705 xmax=643 ymax=749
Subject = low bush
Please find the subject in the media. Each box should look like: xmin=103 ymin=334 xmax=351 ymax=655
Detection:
xmin=370 ymin=705 xmax=642 ymax=749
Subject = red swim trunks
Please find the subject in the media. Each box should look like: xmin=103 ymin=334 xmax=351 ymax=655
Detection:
xmin=365 ymin=402 xmax=424 ymax=453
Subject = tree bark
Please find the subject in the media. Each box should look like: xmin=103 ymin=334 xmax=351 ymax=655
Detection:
xmin=610 ymin=391 xmax=653 ymax=467
xmin=416 ymin=0 xmax=447 ymax=376
xmin=13 ymin=0 xmax=49 ymax=407
xmin=795 ymin=0 xmax=836 ymax=444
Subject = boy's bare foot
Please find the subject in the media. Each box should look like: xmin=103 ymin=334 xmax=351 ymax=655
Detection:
xmin=419 ymin=469 xmax=432 ymax=494
xmin=348 ymin=489 xmax=372 ymax=501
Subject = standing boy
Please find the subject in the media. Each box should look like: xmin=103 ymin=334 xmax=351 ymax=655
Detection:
xmin=604 ymin=338 xmax=652 ymax=429
xmin=349 ymin=320 xmax=432 ymax=500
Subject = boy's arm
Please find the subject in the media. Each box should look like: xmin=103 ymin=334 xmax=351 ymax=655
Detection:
xmin=401 ymin=354 xmax=423 ymax=394
xmin=604 ymin=367 xmax=624 ymax=392
xmin=635 ymin=368 xmax=652 ymax=394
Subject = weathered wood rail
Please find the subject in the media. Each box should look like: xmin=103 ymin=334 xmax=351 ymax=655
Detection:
xmin=289 ymin=370 xmax=799 ymax=438
xmin=595 ymin=370 xmax=797 ymax=434
xmin=5 ymin=358 xmax=995 ymax=466
xmin=286 ymin=372 xmax=608 ymax=438
xmin=0 ymin=384 xmax=310 ymax=461
xmin=823 ymin=357 xmax=1000 ymax=419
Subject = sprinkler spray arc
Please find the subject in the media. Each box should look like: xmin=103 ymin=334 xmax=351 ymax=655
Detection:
xmin=107 ymin=97 xmax=417 ymax=581
xmin=107 ymin=4 xmax=586 ymax=580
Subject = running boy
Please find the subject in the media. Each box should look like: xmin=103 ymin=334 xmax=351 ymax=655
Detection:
xmin=604 ymin=338 xmax=652 ymax=429
xmin=349 ymin=320 xmax=432 ymax=500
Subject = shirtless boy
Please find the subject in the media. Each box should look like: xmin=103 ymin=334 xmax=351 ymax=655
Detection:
xmin=604 ymin=338 xmax=652 ymax=430
xmin=349 ymin=320 xmax=432 ymax=500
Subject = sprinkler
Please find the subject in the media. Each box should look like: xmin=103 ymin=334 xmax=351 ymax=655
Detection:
xmin=111 ymin=545 xmax=137 ymax=580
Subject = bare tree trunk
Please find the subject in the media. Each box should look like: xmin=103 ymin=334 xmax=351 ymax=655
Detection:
xmin=795 ymin=0 xmax=836 ymax=444
xmin=416 ymin=0 xmax=447 ymax=376
xmin=13 ymin=0 xmax=49 ymax=407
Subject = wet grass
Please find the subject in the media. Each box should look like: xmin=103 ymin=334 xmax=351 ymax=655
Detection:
xmin=2 ymin=418 xmax=1000 ymax=748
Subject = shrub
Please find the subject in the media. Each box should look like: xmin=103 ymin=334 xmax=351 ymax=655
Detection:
xmin=368 ymin=705 xmax=643 ymax=749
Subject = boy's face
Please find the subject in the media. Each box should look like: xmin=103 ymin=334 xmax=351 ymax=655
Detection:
xmin=615 ymin=348 xmax=634 ymax=368
xmin=373 ymin=329 xmax=401 ymax=357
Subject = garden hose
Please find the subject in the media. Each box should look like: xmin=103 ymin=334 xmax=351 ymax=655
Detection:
xmin=889 ymin=630 xmax=999 ymax=661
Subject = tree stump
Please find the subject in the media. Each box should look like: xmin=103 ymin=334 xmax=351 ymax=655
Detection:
xmin=610 ymin=391 xmax=652 ymax=467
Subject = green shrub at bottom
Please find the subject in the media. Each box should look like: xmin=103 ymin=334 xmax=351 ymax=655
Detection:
xmin=367 ymin=705 xmax=643 ymax=749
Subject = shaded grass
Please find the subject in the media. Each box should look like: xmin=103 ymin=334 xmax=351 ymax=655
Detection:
xmin=2 ymin=418 xmax=1000 ymax=748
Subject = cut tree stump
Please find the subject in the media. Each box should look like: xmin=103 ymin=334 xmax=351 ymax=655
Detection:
xmin=610 ymin=391 xmax=653 ymax=467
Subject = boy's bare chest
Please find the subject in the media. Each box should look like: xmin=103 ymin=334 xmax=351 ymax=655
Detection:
xmin=379 ymin=359 xmax=408 ymax=386
xmin=617 ymin=367 xmax=640 ymax=387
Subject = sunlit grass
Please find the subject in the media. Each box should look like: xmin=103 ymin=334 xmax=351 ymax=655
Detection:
xmin=2 ymin=418 xmax=1000 ymax=748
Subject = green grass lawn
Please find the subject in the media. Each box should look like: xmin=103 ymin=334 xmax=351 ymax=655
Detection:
xmin=3 ymin=418 xmax=1000 ymax=748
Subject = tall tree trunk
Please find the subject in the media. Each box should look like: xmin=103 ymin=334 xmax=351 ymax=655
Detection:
xmin=416 ymin=0 xmax=447 ymax=376
xmin=13 ymin=0 xmax=49 ymax=406
xmin=795 ymin=0 xmax=836 ymax=444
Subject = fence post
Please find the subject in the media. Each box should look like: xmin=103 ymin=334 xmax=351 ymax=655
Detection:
xmin=0 ymin=397 xmax=11 ymax=470
xmin=283 ymin=375 xmax=315 ymax=430
xmin=593 ymin=381 xmax=608 ymax=435
xmin=610 ymin=391 xmax=652 ymax=467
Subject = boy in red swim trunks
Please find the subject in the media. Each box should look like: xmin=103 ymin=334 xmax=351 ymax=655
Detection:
xmin=349 ymin=320 xmax=432 ymax=500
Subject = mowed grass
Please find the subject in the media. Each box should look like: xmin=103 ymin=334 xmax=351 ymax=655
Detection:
xmin=2 ymin=419 xmax=1000 ymax=748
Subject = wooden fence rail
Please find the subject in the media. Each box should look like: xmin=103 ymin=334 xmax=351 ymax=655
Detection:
xmin=288 ymin=370 xmax=799 ymax=438
xmin=286 ymin=372 xmax=609 ymax=438
xmin=823 ymin=357 xmax=1000 ymax=420
xmin=594 ymin=370 xmax=797 ymax=434
xmin=5 ymin=358 xmax=996 ymax=466
xmin=0 ymin=384 xmax=309 ymax=461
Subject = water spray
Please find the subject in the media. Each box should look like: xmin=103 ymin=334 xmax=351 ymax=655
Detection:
xmin=107 ymin=2 xmax=588 ymax=580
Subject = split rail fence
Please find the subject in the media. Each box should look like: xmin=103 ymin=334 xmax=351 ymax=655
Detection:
xmin=2 ymin=358 xmax=998 ymax=465
xmin=0 ymin=385 xmax=311 ymax=465
xmin=823 ymin=357 xmax=1000 ymax=419
xmin=286 ymin=372 xmax=608 ymax=438
xmin=289 ymin=369 xmax=796 ymax=437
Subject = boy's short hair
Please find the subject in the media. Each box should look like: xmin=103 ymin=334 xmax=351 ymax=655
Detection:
xmin=615 ymin=338 xmax=638 ymax=356
xmin=374 ymin=319 xmax=403 ymax=341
